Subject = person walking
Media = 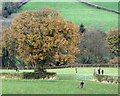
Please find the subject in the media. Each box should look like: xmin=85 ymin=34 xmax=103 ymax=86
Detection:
xmin=80 ymin=81 xmax=84 ymax=88
xmin=75 ymin=67 xmax=77 ymax=73
xmin=101 ymin=69 xmax=104 ymax=75
xmin=98 ymin=68 xmax=100 ymax=75
xmin=15 ymin=66 xmax=19 ymax=72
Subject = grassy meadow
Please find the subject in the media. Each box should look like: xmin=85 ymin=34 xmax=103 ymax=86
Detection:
xmin=18 ymin=1 xmax=118 ymax=32
xmin=1 ymin=67 xmax=118 ymax=80
xmin=2 ymin=79 xmax=118 ymax=94
xmin=1 ymin=67 xmax=119 ymax=94
xmin=91 ymin=2 xmax=118 ymax=11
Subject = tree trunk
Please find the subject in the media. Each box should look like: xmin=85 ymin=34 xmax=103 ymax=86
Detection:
xmin=34 ymin=62 xmax=46 ymax=73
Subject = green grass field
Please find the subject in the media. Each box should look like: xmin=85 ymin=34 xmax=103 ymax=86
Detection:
xmin=91 ymin=2 xmax=118 ymax=11
xmin=17 ymin=1 xmax=118 ymax=32
xmin=1 ymin=67 xmax=118 ymax=80
xmin=2 ymin=79 xmax=118 ymax=94
xmin=1 ymin=67 xmax=119 ymax=94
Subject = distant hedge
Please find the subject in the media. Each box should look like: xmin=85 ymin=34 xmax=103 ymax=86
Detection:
xmin=0 ymin=64 xmax=119 ymax=70
xmin=0 ymin=72 xmax=56 ymax=79
xmin=1 ymin=72 xmax=23 ymax=79
xmin=50 ymin=64 xmax=119 ymax=69
xmin=23 ymin=72 xmax=56 ymax=79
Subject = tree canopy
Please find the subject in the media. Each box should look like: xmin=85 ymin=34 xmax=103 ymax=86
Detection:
xmin=3 ymin=8 xmax=80 ymax=71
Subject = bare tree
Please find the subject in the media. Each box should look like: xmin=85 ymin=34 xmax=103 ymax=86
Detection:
xmin=76 ymin=29 xmax=111 ymax=64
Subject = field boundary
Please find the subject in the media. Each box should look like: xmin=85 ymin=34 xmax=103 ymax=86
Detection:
xmin=0 ymin=64 xmax=119 ymax=69
xmin=95 ymin=74 xmax=120 ymax=84
xmin=51 ymin=64 xmax=119 ymax=69
xmin=17 ymin=0 xmax=31 ymax=9
xmin=78 ymin=0 xmax=120 ymax=14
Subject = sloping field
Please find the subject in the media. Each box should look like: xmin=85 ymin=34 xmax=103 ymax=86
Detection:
xmin=91 ymin=2 xmax=118 ymax=11
xmin=18 ymin=1 xmax=118 ymax=32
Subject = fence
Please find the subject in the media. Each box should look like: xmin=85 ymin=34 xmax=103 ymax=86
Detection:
xmin=79 ymin=0 xmax=120 ymax=14
xmin=50 ymin=64 xmax=119 ymax=69
xmin=0 ymin=64 xmax=119 ymax=70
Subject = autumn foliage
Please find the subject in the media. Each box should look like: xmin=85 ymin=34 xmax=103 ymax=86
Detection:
xmin=106 ymin=29 xmax=120 ymax=57
xmin=3 ymin=8 xmax=80 ymax=71
xmin=109 ymin=57 xmax=120 ymax=64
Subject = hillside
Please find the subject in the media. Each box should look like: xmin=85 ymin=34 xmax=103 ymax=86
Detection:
xmin=91 ymin=2 xmax=118 ymax=11
xmin=18 ymin=1 xmax=118 ymax=32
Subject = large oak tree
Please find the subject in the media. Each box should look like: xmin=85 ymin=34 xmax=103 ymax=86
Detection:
xmin=3 ymin=8 xmax=80 ymax=72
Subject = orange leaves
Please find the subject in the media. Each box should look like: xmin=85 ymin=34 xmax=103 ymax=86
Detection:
xmin=3 ymin=8 xmax=80 ymax=66
xmin=63 ymin=25 xmax=67 ymax=29
xmin=106 ymin=29 xmax=120 ymax=56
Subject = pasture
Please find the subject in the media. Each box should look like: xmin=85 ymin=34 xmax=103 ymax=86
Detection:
xmin=91 ymin=2 xmax=118 ymax=11
xmin=1 ymin=67 xmax=119 ymax=94
xmin=2 ymin=79 xmax=118 ymax=94
xmin=18 ymin=1 xmax=118 ymax=32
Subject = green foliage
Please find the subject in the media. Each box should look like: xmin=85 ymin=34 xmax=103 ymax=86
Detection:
xmin=106 ymin=29 xmax=120 ymax=57
xmin=1 ymin=47 xmax=25 ymax=68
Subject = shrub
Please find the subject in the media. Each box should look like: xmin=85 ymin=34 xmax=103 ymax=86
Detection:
xmin=0 ymin=72 xmax=56 ymax=79
xmin=95 ymin=74 xmax=119 ymax=83
xmin=22 ymin=72 xmax=56 ymax=79
xmin=0 ymin=73 xmax=23 ymax=79
xmin=109 ymin=57 xmax=120 ymax=64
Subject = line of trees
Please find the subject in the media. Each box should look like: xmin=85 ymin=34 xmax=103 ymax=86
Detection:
xmin=76 ymin=28 xmax=119 ymax=64
xmin=1 ymin=8 xmax=119 ymax=70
